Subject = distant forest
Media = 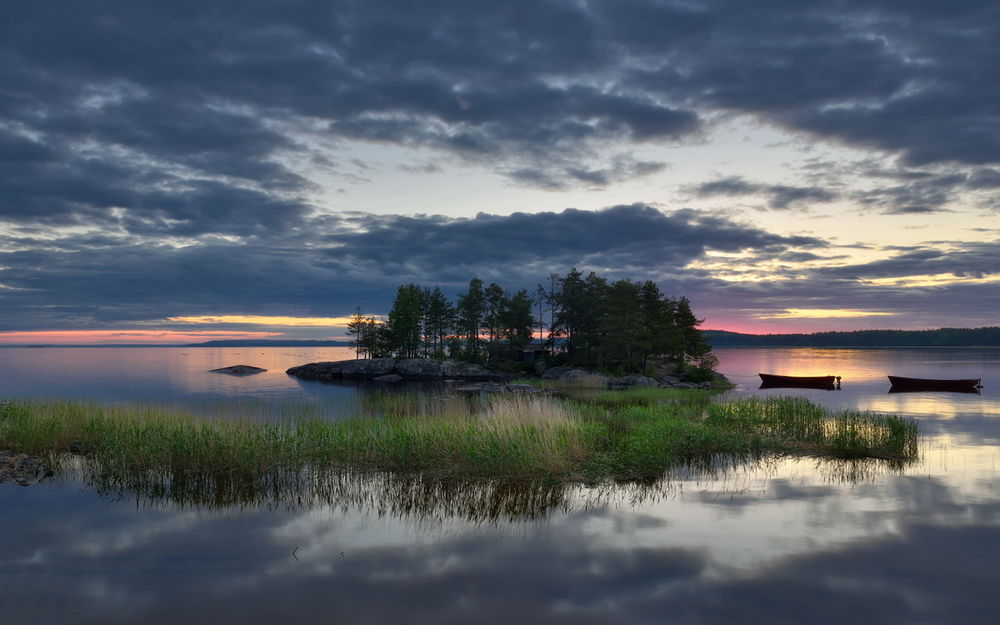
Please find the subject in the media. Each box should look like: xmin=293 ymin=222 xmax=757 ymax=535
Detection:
xmin=348 ymin=269 xmax=713 ymax=373
xmin=705 ymin=327 xmax=1000 ymax=348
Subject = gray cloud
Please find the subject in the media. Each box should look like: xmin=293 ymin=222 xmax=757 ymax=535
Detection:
xmin=4 ymin=202 xmax=998 ymax=335
xmin=693 ymin=176 xmax=839 ymax=210
xmin=3 ymin=0 xmax=1000 ymax=239
xmin=2 ymin=1 xmax=1000 ymax=334
xmin=0 ymin=205 xmax=825 ymax=331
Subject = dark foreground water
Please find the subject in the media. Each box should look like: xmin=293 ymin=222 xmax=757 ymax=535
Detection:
xmin=2 ymin=347 xmax=999 ymax=623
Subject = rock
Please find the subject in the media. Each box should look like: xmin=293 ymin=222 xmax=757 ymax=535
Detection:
xmin=560 ymin=369 xmax=609 ymax=387
xmin=440 ymin=360 xmax=507 ymax=380
xmin=286 ymin=360 xmax=353 ymax=381
xmin=454 ymin=382 xmax=506 ymax=393
xmin=658 ymin=375 xmax=682 ymax=387
xmin=341 ymin=358 xmax=396 ymax=378
xmin=609 ymin=374 xmax=661 ymax=388
xmin=505 ymin=383 xmax=544 ymax=393
xmin=396 ymin=358 xmax=442 ymax=377
xmin=541 ymin=366 xmax=573 ymax=380
xmin=453 ymin=382 xmax=542 ymax=394
xmin=711 ymin=372 xmax=732 ymax=387
xmin=210 ymin=365 xmax=267 ymax=375
xmin=0 ymin=450 xmax=48 ymax=487
xmin=287 ymin=358 xmax=510 ymax=382
xmin=372 ymin=374 xmax=403 ymax=383
xmin=533 ymin=361 xmax=548 ymax=376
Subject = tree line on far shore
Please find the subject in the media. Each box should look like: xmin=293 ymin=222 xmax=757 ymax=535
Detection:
xmin=705 ymin=327 xmax=1000 ymax=347
xmin=346 ymin=268 xmax=713 ymax=374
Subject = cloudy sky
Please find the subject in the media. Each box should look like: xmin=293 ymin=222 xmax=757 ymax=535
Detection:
xmin=2 ymin=0 xmax=999 ymax=343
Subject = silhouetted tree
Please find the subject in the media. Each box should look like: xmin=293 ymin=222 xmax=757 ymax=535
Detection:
xmin=456 ymin=277 xmax=485 ymax=362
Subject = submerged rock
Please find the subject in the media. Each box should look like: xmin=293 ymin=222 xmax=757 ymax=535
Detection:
xmin=210 ymin=365 xmax=267 ymax=376
xmin=0 ymin=451 xmax=48 ymax=487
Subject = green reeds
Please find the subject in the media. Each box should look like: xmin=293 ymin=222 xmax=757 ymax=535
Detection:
xmin=0 ymin=392 xmax=918 ymax=500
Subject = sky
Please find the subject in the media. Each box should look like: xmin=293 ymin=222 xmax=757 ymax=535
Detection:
xmin=2 ymin=0 xmax=999 ymax=344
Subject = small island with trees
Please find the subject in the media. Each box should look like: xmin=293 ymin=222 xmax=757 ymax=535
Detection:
xmin=331 ymin=268 xmax=716 ymax=384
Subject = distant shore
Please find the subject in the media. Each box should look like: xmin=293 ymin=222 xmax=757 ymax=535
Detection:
xmin=705 ymin=327 xmax=1000 ymax=348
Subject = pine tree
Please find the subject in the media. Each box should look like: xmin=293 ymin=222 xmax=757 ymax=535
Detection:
xmin=387 ymin=284 xmax=424 ymax=358
xmin=675 ymin=296 xmax=710 ymax=363
xmin=346 ymin=307 xmax=367 ymax=359
xmin=456 ymin=277 xmax=485 ymax=362
xmin=502 ymin=289 xmax=535 ymax=350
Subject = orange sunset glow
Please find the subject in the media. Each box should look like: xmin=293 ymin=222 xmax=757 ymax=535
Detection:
xmin=0 ymin=330 xmax=284 ymax=345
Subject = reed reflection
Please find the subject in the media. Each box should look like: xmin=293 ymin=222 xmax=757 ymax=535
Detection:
xmin=55 ymin=454 xmax=915 ymax=522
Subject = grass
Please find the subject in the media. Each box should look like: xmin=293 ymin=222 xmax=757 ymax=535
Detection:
xmin=0 ymin=392 xmax=918 ymax=504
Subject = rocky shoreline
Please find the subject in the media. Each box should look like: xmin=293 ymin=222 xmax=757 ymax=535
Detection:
xmin=286 ymin=357 xmax=724 ymax=390
xmin=0 ymin=450 xmax=48 ymax=487
xmin=286 ymin=358 xmax=508 ymax=383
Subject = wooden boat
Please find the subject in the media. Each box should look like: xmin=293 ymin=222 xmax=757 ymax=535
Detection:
xmin=887 ymin=376 xmax=982 ymax=393
xmin=758 ymin=373 xmax=841 ymax=390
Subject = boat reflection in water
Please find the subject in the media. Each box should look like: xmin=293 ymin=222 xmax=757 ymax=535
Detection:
xmin=758 ymin=373 xmax=841 ymax=391
xmin=887 ymin=375 xmax=983 ymax=394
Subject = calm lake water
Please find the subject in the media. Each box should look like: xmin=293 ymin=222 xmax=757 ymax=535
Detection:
xmin=2 ymin=347 xmax=999 ymax=623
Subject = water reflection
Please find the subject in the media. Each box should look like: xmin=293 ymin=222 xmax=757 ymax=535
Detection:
xmin=56 ymin=453 xmax=914 ymax=522
xmin=0 ymin=345 xmax=358 ymax=402
xmin=4 ymin=346 xmax=1000 ymax=623
xmin=4 ymin=455 xmax=999 ymax=625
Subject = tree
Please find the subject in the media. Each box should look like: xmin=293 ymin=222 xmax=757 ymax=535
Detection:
xmin=456 ymin=277 xmax=485 ymax=362
xmin=675 ymin=296 xmax=710 ymax=363
xmin=638 ymin=280 xmax=678 ymax=368
xmin=502 ymin=289 xmax=535 ymax=350
xmin=387 ymin=284 xmax=423 ymax=358
xmin=423 ymin=286 xmax=455 ymax=358
xmin=346 ymin=307 xmax=367 ymax=359
xmin=601 ymin=279 xmax=642 ymax=371
xmin=483 ymin=282 xmax=508 ymax=361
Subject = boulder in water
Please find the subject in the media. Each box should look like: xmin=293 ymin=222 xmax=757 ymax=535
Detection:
xmin=210 ymin=365 xmax=267 ymax=376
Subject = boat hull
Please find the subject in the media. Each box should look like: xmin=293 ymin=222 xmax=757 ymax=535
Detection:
xmin=887 ymin=376 xmax=982 ymax=393
xmin=758 ymin=373 xmax=840 ymax=390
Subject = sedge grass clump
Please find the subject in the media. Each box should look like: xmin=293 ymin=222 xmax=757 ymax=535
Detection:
xmin=0 ymin=392 xmax=919 ymax=501
xmin=582 ymin=388 xmax=714 ymax=411
xmin=703 ymin=397 xmax=918 ymax=460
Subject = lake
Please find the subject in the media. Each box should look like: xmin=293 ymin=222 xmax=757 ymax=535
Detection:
xmin=2 ymin=346 xmax=999 ymax=624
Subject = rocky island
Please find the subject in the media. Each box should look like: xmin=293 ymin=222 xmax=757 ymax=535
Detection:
xmin=286 ymin=357 xmax=720 ymax=390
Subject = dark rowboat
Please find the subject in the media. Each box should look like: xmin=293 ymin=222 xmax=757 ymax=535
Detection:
xmin=759 ymin=373 xmax=841 ymax=390
xmin=887 ymin=376 xmax=982 ymax=393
